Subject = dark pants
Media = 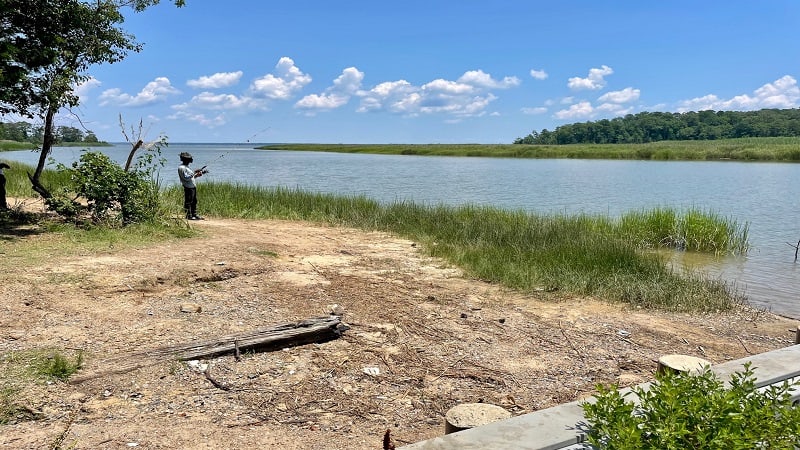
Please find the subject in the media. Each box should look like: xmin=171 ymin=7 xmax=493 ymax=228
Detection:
xmin=183 ymin=186 xmax=197 ymax=217
xmin=0 ymin=173 xmax=6 ymax=209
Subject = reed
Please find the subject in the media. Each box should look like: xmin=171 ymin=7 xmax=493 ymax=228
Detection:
xmin=259 ymin=137 xmax=800 ymax=162
xmin=172 ymin=182 xmax=746 ymax=311
xmin=619 ymin=207 xmax=749 ymax=254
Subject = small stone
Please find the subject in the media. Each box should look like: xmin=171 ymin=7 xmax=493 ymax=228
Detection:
xmin=460 ymin=313 xmax=468 ymax=319
xmin=69 ymin=392 xmax=88 ymax=403
xmin=326 ymin=304 xmax=345 ymax=316
xmin=498 ymin=318 xmax=506 ymax=324
xmin=7 ymin=330 xmax=25 ymax=340
xmin=180 ymin=303 xmax=202 ymax=313
xmin=362 ymin=367 xmax=380 ymax=376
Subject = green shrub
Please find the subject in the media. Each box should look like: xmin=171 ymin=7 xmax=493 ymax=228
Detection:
xmin=48 ymin=142 xmax=165 ymax=225
xmin=582 ymin=363 xmax=800 ymax=449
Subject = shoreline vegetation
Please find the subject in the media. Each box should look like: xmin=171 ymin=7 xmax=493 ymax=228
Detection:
xmin=163 ymin=182 xmax=748 ymax=312
xmin=0 ymin=140 xmax=111 ymax=151
xmin=5 ymin=158 xmax=750 ymax=313
xmin=258 ymin=137 xmax=800 ymax=162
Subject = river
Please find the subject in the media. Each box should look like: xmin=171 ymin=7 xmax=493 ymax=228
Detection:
xmin=3 ymin=143 xmax=799 ymax=319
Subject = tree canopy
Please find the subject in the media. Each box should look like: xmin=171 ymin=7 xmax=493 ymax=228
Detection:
xmin=0 ymin=0 xmax=183 ymax=197
xmin=514 ymin=109 xmax=800 ymax=145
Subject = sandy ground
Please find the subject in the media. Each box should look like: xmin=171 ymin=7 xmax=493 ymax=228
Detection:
xmin=0 ymin=205 xmax=797 ymax=449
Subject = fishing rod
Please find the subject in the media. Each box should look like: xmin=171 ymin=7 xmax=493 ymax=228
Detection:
xmin=195 ymin=150 xmax=231 ymax=175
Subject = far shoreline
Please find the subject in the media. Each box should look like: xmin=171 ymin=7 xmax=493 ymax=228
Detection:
xmin=256 ymin=137 xmax=800 ymax=162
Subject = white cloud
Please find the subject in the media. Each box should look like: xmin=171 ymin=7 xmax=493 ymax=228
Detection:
xmin=554 ymin=101 xmax=594 ymax=119
xmin=596 ymin=103 xmax=634 ymax=115
xmin=457 ymin=70 xmax=520 ymax=89
xmin=676 ymin=75 xmax=800 ymax=112
xmin=73 ymin=77 xmax=101 ymax=103
xmin=332 ymin=67 xmax=365 ymax=94
xmin=296 ymin=67 xmax=364 ymax=113
xmin=529 ymin=69 xmax=548 ymax=80
xmin=423 ymin=79 xmax=475 ymax=95
xmin=522 ymin=107 xmax=548 ymax=115
xmin=168 ymin=110 xmax=227 ymax=127
xmin=295 ymin=93 xmax=350 ymax=111
xmin=356 ymin=69 xmax=514 ymax=118
xmin=187 ymin=71 xmax=243 ymax=89
xmin=250 ymin=57 xmax=312 ymax=100
xmin=98 ymin=77 xmax=180 ymax=107
xmin=568 ymin=65 xmax=613 ymax=91
xmin=598 ymin=87 xmax=640 ymax=104
xmin=172 ymin=92 xmax=264 ymax=111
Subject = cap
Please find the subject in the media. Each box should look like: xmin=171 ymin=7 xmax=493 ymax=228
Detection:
xmin=179 ymin=152 xmax=193 ymax=160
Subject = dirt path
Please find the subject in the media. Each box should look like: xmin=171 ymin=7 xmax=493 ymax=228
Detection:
xmin=0 ymin=215 xmax=796 ymax=449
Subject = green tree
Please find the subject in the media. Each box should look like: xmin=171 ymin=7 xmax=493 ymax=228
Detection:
xmin=84 ymin=131 xmax=99 ymax=143
xmin=0 ymin=0 xmax=184 ymax=199
xmin=56 ymin=126 xmax=85 ymax=143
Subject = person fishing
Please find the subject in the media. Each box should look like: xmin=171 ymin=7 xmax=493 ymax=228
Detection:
xmin=178 ymin=152 xmax=207 ymax=220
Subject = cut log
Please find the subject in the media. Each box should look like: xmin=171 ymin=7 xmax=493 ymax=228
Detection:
xmin=71 ymin=315 xmax=346 ymax=383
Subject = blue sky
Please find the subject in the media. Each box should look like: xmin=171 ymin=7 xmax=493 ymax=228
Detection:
xmin=66 ymin=1 xmax=800 ymax=144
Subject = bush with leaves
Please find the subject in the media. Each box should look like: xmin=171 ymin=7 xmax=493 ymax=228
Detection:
xmin=47 ymin=140 xmax=165 ymax=225
xmin=582 ymin=362 xmax=800 ymax=449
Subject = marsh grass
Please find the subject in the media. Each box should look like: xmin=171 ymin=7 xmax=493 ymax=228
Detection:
xmin=175 ymin=182 xmax=747 ymax=311
xmin=619 ymin=207 xmax=749 ymax=254
xmin=258 ymin=137 xmax=800 ymax=162
xmin=2 ymin=159 xmax=747 ymax=312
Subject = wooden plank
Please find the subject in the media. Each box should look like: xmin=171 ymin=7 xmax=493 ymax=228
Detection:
xmin=71 ymin=316 xmax=346 ymax=383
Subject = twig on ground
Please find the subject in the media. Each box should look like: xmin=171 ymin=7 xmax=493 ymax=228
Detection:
xmin=430 ymin=355 xmax=468 ymax=383
xmin=736 ymin=336 xmax=752 ymax=354
xmin=204 ymin=363 xmax=231 ymax=391
xmin=559 ymin=320 xmax=585 ymax=362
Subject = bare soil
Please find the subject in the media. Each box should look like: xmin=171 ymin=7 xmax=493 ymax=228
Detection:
xmin=0 ymin=207 xmax=797 ymax=449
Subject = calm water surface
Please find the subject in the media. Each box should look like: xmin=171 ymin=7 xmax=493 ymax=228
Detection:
xmin=5 ymin=143 xmax=800 ymax=318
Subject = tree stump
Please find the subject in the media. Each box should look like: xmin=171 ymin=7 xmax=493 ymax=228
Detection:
xmin=657 ymin=354 xmax=711 ymax=375
xmin=444 ymin=403 xmax=511 ymax=434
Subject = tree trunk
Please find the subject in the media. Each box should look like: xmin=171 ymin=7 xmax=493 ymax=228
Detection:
xmin=124 ymin=139 xmax=143 ymax=172
xmin=30 ymin=105 xmax=57 ymax=199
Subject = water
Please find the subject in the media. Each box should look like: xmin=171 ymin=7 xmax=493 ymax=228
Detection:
xmin=4 ymin=143 xmax=800 ymax=318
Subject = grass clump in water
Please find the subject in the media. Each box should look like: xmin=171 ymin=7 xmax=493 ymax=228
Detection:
xmin=619 ymin=207 xmax=749 ymax=254
xmin=181 ymin=183 xmax=747 ymax=312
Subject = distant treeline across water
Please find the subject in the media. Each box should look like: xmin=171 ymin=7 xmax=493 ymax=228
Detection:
xmin=515 ymin=108 xmax=800 ymax=145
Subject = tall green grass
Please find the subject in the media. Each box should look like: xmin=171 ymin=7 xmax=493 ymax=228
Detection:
xmin=4 ymin=164 xmax=747 ymax=311
xmin=0 ymin=160 xmax=72 ymax=198
xmin=619 ymin=207 xmax=749 ymax=254
xmin=167 ymin=183 xmax=746 ymax=311
xmin=259 ymin=137 xmax=800 ymax=162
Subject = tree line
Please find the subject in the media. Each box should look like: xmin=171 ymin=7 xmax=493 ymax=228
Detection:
xmin=514 ymin=108 xmax=800 ymax=145
xmin=0 ymin=121 xmax=100 ymax=144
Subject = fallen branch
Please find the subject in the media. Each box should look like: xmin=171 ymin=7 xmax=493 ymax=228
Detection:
xmin=71 ymin=316 xmax=347 ymax=383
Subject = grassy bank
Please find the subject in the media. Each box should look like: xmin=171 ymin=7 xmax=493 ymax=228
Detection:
xmin=259 ymin=137 xmax=800 ymax=162
xmin=3 ymin=161 xmax=747 ymax=312
xmin=0 ymin=141 xmax=37 ymax=151
xmin=162 ymin=182 xmax=747 ymax=311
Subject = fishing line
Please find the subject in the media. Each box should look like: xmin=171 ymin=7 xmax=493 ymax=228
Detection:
xmin=246 ymin=126 xmax=271 ymax=143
